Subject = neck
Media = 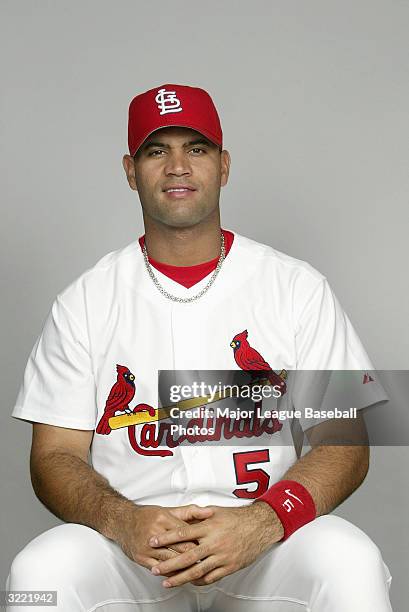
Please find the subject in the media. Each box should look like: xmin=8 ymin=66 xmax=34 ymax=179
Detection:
xmin=142 ymin=216 xmax=223 ymax=266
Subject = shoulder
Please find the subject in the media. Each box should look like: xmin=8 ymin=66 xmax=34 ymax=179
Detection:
xmin=55 ymin=240 xmax=141 ymax=319
xmin=232 ymin=230 xmax=326 ymax=291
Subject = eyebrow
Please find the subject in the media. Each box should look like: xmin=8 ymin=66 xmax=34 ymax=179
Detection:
xmin=141 ymin=138 xmax=214 ymax=151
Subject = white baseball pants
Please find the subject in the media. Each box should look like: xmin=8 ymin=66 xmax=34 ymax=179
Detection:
xmin=6 ymin=514 xmax=393 ymax=611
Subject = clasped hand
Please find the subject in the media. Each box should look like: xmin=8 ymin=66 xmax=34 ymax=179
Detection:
xmin=149 ymin=502 xmax=282 ymax=587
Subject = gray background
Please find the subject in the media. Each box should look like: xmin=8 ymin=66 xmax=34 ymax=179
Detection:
xmin=1 ymin=1 xmax=408 ymax=609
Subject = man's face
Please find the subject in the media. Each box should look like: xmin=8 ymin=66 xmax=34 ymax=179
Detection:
xmin=122 ymin=127 xmax=230 ymax=229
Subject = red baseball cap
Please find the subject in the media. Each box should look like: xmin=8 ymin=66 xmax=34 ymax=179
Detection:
xmin=128 ymin=84 xmax=223 ymax=157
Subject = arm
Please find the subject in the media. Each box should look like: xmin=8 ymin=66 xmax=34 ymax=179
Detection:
xmin=30 ymin=423 xmax=213 ymax=571
xmin=275 ymin=414 xmax=369 ymax=517
xmin=30 ymin=423 xmax=134 ymax=541
xmin=148 ymin=414 xmax=369 ymax=587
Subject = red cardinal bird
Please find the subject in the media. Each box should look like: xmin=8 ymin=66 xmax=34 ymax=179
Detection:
xmin=230 ymin=330 xmax=287 ymax=394
xmin=96 ymin=364 xmax=136 ymax=435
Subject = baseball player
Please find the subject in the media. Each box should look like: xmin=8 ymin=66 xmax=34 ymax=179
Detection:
xmin=6 ymin=84 xmax=393 ymax=611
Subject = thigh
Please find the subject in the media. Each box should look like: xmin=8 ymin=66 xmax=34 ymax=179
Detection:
xmin=203 ymin=515 xmax=392 ymax=612
xmin=7 ymin=523 xmax=197 ymax=612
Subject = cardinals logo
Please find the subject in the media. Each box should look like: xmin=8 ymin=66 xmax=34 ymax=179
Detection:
xmin=230 ymin=329 xmax=287 ymax=395
xmin=95 ymin=337 xmax=288 ymax=458
xmin=96 ymin=364 xmax=155 ymax=435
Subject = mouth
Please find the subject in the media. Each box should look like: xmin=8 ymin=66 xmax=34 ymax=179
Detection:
xmin=163 ymin=186 xmax=197 ymax=199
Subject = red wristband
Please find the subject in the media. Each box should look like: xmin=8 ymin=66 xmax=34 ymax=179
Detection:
xmin=256 ymin=480 xmax=316 ymax=540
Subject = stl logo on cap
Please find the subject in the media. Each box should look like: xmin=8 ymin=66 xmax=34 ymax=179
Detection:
xmin=127 ymin=83 xmax=223 ymax=157
xmin=155 ymin=88 xmax=183 ymax=116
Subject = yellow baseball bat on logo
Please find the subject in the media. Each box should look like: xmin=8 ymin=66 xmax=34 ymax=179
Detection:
xmin=108 ymin=371 xmax=287 ymax=431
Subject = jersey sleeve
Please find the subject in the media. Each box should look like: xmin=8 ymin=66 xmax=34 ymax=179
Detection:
xmin=295 ymin=278 xmax=374 ymax=369
xmin=12 ymin=296 xmax=97 ymax=430
xmin=291 ymin=369 xmax=388 ymax=434
xmin=292 ymin=278 xmax=388 ymax=432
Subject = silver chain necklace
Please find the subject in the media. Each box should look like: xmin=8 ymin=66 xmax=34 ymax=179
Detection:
xmin=142 ymin=232 xmax=226 ymax=303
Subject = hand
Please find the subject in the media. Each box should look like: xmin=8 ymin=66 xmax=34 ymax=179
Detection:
xmin=115 ymin=503 xmax=214 ymax=575
xmin=149 ymin=502 xmax=284 ymax=587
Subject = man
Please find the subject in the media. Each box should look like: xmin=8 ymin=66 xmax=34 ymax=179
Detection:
xmin=7 ymin=84 xmax=393 ymax=611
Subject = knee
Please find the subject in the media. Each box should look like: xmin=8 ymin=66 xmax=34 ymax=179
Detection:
xmin=9 ymin=523 xmax=107 ymax=584
xmin=299 ymin=515 xmax=386 ymax=579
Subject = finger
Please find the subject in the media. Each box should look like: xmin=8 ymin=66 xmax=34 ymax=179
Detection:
xmin=151 ymin=545 xmax=208 ymax=575
xmin=164 ymin=546 xmax=181 ymax=555
xmin=142 ymin=557 xmax=184 ymax=578
xmin=167 ymin=541 xmax=198 ymax=554
xmin=149 ymin=509 xmax=193 ymax=533
xmin=149 ymin=524 xmax=205 ymax=548
xmin=151 ymin=506 xmax=212 ymax=539
xmin=168 ymin=504 xmax=214 ymax=523
xmin=155 ymin=544 xmax=203 ymax=560
xmin=191 ymin=567 xmax=229 ymax=586
xmin=147 ymin=547 xmax=181 ymax=563
xmin=125 ymin=546 xmax=178 ymax=568
xmin=136 ymin=556 xmax=157 ymax=570
xmin=160 ymin=557 xmax=219 ymax=588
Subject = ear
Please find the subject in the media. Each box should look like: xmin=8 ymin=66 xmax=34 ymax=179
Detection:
xmin=122 ymin=154 xmax=138 ymax=191
xmin=220 ymin=150 xmax=231 ymax=187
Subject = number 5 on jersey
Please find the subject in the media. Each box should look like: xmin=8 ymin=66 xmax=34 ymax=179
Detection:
xmin=232 ymin=449 xmax=270 ymax=498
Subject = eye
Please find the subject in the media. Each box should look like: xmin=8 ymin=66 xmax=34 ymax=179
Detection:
xmin=190 ymin=147 xmax=205 ymax=155
xmin=149 ymin=149 xmax=166 ymax=157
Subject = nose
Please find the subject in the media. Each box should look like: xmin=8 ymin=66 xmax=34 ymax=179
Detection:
xmin=164 ymin=150 xmax=192 ymax=177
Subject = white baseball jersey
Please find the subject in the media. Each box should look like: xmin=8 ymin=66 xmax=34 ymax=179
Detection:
xmin=12 ymin=230 xmax=387 ymax=508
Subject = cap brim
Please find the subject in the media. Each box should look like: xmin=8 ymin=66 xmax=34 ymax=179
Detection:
xmin=131 ymin=123 xmax=222 ymax=157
